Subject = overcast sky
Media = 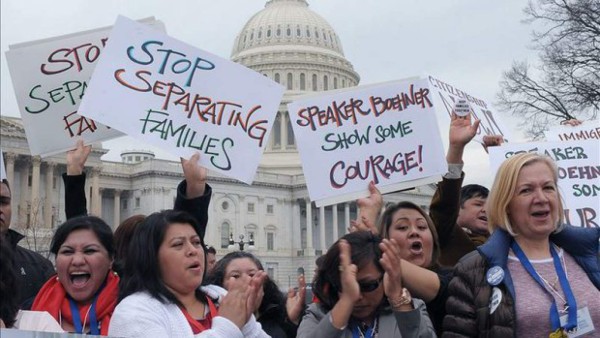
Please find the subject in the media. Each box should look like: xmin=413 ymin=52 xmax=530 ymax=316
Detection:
xmin=1 ymin=0 xmax=537 ymax=187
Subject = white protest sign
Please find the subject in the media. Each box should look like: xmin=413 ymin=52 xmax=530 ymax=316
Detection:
xmin=78 ymin=16 xmax=285 ymax=184
xmin=489 ymin=141 xmax=600 ymax=228
xmin=545 ymin=119 xmax=600 ymax=142
xmin=0 ymin=149 xmax=6 ymax=181
xmin=427 ymin=75 xmax=512 ymax=144
xmin=5 ymin=18 xmax=164 ymax=157
xmin=288 ymin=78 xmax=447 ymax=207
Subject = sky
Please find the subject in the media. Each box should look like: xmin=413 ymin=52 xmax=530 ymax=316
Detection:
xmin=1 ymin=0 xmax=538 ymax=187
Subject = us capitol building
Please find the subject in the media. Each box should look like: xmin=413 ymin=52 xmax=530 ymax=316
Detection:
xmin=1 ymin=0 xmax=434 ymax=288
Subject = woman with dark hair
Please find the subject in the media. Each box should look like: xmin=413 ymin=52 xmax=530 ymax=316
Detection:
xmin=112 ymin=214 xmax=145 ymax=276
xmin=206 ymin=251 xmax=306 ymax=338
xmin=109 ymin=210 xmax=270 ymax=338
xmin=298 ymin=231 xmax=435 ymax=338
xmin=31 ymin=215 xmax=118 ymax=334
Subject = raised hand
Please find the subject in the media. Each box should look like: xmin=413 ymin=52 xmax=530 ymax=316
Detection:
xmin=482 ymin=134 xmax=504 ymax=154
xmin=66 ymin=139 xmax=91 ymax=175
xmin=447 ymin=111 xmax=480 ymax=164
xmin=286 ymin=273 xmax=306 ymax=324
xmin=354 ymin=181 xmax=383 ymax=233
xmin=246 ymin=270 xmax=267 ymax=320
xmin=379 ymin=238 xmax=403 ymax=300
xmin=338 ymin=240 xmax=360 ymax=303
xmin=348 ymin=215 xmax=379 ymax=235
xmin=180 ymin=152 xmax=208 ymax=198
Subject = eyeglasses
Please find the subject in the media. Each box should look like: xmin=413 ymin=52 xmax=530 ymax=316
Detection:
xmin=358 ymin=277 xmax=383 ymax=293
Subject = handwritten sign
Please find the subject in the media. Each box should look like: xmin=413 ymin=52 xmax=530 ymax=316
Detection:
xmin=489 ymin=141 xmax=600 ymax=228
xmin=428 ymin=75 xmax=512 ymax=143
xmin=78 ymin=16 xmax=285 ymax=184
xmin=288 ymin=78 xmax=447 ymax=207
xmin=0 ymin=149 xmax=6 ymax=181
xmin=5 ymin=18 xmax=164 ymax=157
xmin=545 ymin=119 xmax=600 ymax=142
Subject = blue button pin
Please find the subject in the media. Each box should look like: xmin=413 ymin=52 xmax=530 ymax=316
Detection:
xmin=486 ymin=266 xmax=504 ymax=286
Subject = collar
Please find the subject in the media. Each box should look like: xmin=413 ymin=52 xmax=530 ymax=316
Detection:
xmin=4 ymin=229 xmax=25 ymax=247
xmin=476 ymin=229 xmax=515 ymax=299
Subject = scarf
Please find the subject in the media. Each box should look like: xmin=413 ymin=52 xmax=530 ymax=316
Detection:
xmin=179 ymin=297 xmax=218 ymax=334
xmin=31 ymin=270 xmax=119 ymax=335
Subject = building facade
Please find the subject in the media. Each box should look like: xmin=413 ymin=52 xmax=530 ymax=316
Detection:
xmin=0 ymin=0 xmax=435 ymax=288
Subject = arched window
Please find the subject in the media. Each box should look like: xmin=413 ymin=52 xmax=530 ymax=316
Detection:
xmin=306 ymin=27 xmax=311 ymax=37
xmin=300 ymin=73 xmax=306 ymax=90
xmin=312 ymin=74 xmax=317 ymax=91
xmin=287 ymin=73 xmax=293 ymax=90
xmin=267 ymin=28 xmax=271 ymax=37
xmin=277 ymin=27 xmax=281 ymax=36
xmin=287 ymin=27 xmax=291 ymax=36
xmin=334 ymin=77 xmax=338 ymax=89
xmin=221 ymin=223 xmax=230 ymax=248
xmin=297 ymin=27 xmax=301 ymax=37
xmin=315 ymin=29 xmax=319 ymax=38
xmin=342 ymin=79 xmax=346 ymax=88
xmin=274 ymin=73 xmax=280 ymax=84
xmin=323 ymin=75 xmax=328 ymax=90
xmin=258 ymin=30 xmax=262 ymax=39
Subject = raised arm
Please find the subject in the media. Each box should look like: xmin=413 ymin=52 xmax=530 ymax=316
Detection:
xmin=174 ymin=153 xmax=212 ymax=238
xmin=63 ymin=140 xmax=91 ymax=219
xmin=351 ymin=181 xmax=383 ymax=234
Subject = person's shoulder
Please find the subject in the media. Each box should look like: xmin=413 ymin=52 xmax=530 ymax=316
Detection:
xmin=13 ymin=244 xmax=52 ymax=264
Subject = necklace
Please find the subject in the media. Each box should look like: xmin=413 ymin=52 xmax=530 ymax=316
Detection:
xmin=535 ymin=247 xmax=569 ymax=313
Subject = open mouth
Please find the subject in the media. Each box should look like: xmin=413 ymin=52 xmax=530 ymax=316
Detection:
xmin=531 ymin=210 xmax=550 ymax=218
xmin=188 ymin=262 xmax=202 ymax=271
xmin=478 ymin=216 xmax=488 ymax=223
xmin=409 ymin=241 xmax=423 ymax=255
xmin=70 ymin=272 xmax=91 ymax=287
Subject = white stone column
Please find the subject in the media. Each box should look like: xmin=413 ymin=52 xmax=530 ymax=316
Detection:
xmin=344 ymin=203 xmax=350 ymax=235
xmin=19 ymin=161 xmax=29 ymax=226
xmin=30 ymin=156 xmax=41 ymax=227
xmin=293 ymin=199 xmax=301 ymax=250
xmin=332 ymin=204 xmax=339 ymax=240
xmin=281 ymin=111 xmax=288 ymax=150
xmin=97 ymin=188 xmax=104 ymax=218
xmin=4 ymin=152 xmax=16 ymax=185
xmin=319 ymin=206 xmax=326 ymax=251
xmin=113 ymin=189 xmax=121 ymax=228
xmin=44 ymin=162 xmax=55 ymax=227
xmin=305 ymin=199 xmax=313 ymax=252
xmin=91 ymin=167 xmax=101 ymax=216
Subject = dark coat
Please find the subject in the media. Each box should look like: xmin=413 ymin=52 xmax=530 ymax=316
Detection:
xmin=442 ymin=226 xmax=600 ymax=338
xmin=4 ymin=229 xmax=55 ymax=310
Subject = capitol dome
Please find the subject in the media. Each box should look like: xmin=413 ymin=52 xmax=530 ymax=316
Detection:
xmin=232 ymin=0 xmax=360 ymax=174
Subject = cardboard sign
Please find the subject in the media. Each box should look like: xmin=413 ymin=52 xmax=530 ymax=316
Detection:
xmin=545 ymin=119 xmax=600 ymax=142
xmin=5 ymin=17 xmax=164 ymax=157
xmin=489 ymin=141 xmax=600 ymax=228
xmin=288 ymin=78 xmax=447 ymax=207
xmin=428 ymin=75 xmax=512 ymax=144
xmin=78 ymin=16 xmax=285 ymax=184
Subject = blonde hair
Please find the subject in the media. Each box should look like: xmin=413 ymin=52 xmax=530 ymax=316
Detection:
xmin=486 ymin=153 xmax=564 ymax=236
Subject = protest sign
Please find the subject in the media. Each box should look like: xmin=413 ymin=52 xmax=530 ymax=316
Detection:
xmin=288 ymin=78 xmax=447 ymax=207
xmin=5 ymin=18 xmax=164 ymax=157
xmin=428 ymin=75 xmax=512 ymax=144
xmin=78 ymin=16 xmax=285 ymax=184
xmin=489 ymin=140 xmax=600 ymax=228
xmin=545 ymin=119 xmax=600 ymax=142
xmin=0 ymin=149 xmax=6 ymax=181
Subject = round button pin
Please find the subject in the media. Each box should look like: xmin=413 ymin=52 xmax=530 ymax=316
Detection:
xmin=486 ymin=266 xmax=504 ymax=286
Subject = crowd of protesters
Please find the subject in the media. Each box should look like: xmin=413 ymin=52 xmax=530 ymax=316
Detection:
xmin=1 ymin=116 xmax=598 ymax=338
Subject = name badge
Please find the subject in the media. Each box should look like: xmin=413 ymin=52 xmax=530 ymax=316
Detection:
xmin=489 ymin=287 xmax=502 ymax=314
xmin=559 ymin=307 xmax=595 ymax=337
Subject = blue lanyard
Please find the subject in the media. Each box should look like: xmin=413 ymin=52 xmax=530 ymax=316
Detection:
xmin=511 ymin=241 xmax=577 ymax=331
xmin=351 ymin=320 xmax=376 ymax=338
xmin=68 ymin=296 xmax=99 ymax=335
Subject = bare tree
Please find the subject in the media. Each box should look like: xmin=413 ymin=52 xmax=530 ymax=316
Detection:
xmin=497 ymin=0 xmax=599 ymax=139
xmin=18 ymin=197 xmax=52 ymax=257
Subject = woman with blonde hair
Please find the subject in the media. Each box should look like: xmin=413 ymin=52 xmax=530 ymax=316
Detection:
xmin=443 ymin=153 xmax=600 ymax=337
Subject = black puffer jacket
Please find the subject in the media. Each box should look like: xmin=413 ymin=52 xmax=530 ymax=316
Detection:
xmin=5 ymin=229 xmax=55 ymax=309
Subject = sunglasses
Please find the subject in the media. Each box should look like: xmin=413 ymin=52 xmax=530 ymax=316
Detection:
xmin=358 ymin=277 xmax=383 ymax=293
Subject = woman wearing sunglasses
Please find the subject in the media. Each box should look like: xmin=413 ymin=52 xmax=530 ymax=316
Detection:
xmin=297 ymin=231 xmax=435 ymax=338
